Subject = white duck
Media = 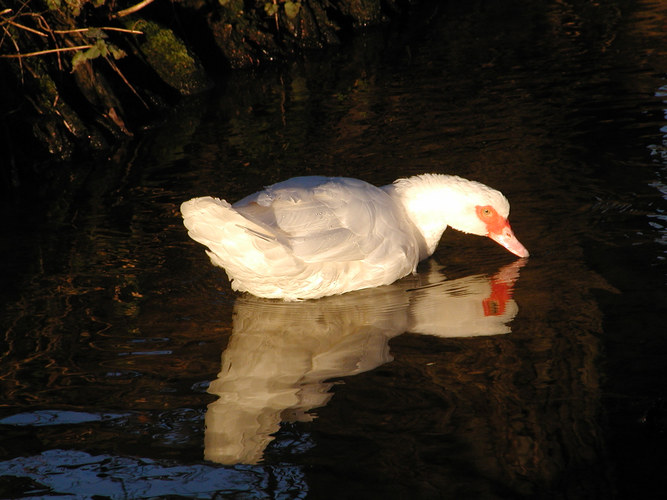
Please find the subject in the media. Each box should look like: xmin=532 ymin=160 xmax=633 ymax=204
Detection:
xmin=181 ymin=174 xmax=529 ymax=300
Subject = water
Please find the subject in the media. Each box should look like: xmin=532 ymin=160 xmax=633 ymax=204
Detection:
xmin=2 ymin=0 xmax=666 ymax=498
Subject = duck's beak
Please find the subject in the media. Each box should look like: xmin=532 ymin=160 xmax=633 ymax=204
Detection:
xmin=488 ymin=222 xmax=530 ymax=258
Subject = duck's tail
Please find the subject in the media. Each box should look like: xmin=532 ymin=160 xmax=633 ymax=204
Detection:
xmin=180 ymin=197 xmax=297 ymax=288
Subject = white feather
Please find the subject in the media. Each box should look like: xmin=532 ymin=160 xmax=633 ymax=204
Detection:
xmin=181 ymin=174 xmax=520 ymax=300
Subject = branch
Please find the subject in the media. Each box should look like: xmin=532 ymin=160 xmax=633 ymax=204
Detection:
xmin=3 ymin=17 xmax=48 ymax=37
xmin=0 ymin=45 xmax=92 ymax=58
xmin=52 ymin=27 xmax=144 ymax=35
xmin=113 ymin=0 xmax=156 ymax=18
xmin=104 ymin=55 xmax=150 ymax=109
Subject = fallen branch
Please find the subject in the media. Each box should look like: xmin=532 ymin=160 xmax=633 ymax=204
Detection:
xmin=104 ymin=55 xmax=150 ymax=109
xmin=3 ymin=17 xmax=48 ymax=37
xmin=113 ymin=0 xmax=156 ymax=18
xmin=52 ymin=27 xmax=144 ymax=35
xmin=0 ymin=45 xmax=92 ymax=58
xmin=1 ymin=24 xmax=24 ymax=78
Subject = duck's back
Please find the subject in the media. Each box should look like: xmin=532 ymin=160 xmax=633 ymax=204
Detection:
xmin=182 ymin=176 xmax=421 ymax=300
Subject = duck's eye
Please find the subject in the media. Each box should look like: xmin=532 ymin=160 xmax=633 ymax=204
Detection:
xmin=476 ymin=205 xmax=496 ymax=220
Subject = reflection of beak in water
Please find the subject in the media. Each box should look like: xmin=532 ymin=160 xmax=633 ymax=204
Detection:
xmin=205 ymin=260 xmax=525 ymax=465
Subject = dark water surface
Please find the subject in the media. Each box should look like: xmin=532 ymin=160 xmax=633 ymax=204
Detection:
xmin=2 ymin=0 xmax=667 ymax=498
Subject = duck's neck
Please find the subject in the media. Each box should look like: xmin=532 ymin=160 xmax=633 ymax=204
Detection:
xmin=383 ymin=174 xmax=493 ymax=260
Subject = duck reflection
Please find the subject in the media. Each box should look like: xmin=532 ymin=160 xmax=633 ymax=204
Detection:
xmin=204 ymin=261 xmax=524 ymax=464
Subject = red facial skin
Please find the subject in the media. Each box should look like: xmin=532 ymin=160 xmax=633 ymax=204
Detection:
xmin=483 ymin=278 xmax=510 ymax=316
xmin=476 ymin=205 xmax=529 ymax=258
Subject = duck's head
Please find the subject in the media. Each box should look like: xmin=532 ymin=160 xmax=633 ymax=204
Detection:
xmin=472 ymin=203 xmax=529 ymax=258
xmin=392 ymin=174 xmax=530 ymax=258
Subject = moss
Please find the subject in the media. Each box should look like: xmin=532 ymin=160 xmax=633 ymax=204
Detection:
xmin=125 ymin=17 xmax=211 ymax=95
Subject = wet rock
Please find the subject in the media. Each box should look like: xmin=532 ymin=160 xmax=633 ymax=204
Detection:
xmin=281 ymin=0 xmax=341 ymax=48
xmin=72 ymin=60 xmax=133 ymax=137
xmin=207 ymin=6 xmax=284 ymax=68
xmin=123 ymin=17 xmax=212 ymax=95
xmin=338 ymin=0 xmax=385 ymax=27
xmin=22 ymin=58 xmax=108 ymax=159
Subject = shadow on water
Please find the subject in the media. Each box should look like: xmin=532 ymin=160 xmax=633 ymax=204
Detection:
xmin=1 ymin=0 xmax=667 ymax=498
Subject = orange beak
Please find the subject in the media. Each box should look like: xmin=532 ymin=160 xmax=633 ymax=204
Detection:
xmin=488 ymin=221 xmax=530 ymax=258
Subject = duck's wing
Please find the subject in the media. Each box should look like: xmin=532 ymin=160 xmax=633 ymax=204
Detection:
xmin=234 ymin=177 xmax=409 ymax=264
xmin=181 ymin=196 xmax=297 ymax=273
